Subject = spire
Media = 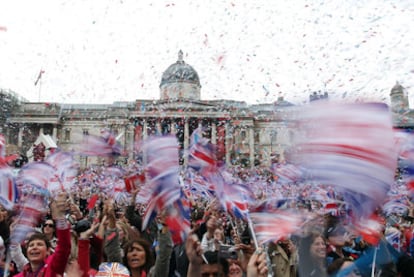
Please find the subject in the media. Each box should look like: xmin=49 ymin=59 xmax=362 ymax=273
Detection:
xmin=178 ymin=50 xmax=184 ymax=63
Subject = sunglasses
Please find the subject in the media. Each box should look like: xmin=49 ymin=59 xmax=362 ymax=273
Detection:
xmin=44 ymin=223 xmax=55 ymax=228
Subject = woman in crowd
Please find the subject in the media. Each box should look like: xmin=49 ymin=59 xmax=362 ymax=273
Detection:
xmin=41 ymin=219 xmax=57 ymax=253
xmin=200 ymin=214 xmax=219 ymax=252
xmin=104 ymin=197 xmax=173 ymax=277
xmin=298 ymin=232 xmax=328 ymax=277
xmin=15 ymin=192 xmax=72 ymax=277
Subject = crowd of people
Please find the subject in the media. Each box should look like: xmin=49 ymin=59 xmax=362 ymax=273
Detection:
xmin=1 ymin=106 xmax=414 ymax=277
xmin=0 ymin=161 xmax=413 ymax=277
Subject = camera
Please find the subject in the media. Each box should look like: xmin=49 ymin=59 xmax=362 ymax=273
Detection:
xmin=241 ymin=235 xmax=251 ymax=245
xmin=218 ymin=245 xmax=238 ymax=260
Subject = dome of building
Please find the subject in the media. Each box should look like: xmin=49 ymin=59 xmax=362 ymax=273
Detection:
xmin=159 ymin=50 xmax=201 ymax=101
xmin=390 ymin=81 xmax=403 ymax=96
xmin=160 ymin=50 xmax=201 ymax=87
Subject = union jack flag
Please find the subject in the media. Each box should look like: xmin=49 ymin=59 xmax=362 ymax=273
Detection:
xmin=95 ymin=262 xmax=130 ymax=277
xmin=290 ymin=102 xmax=397 ymax=219
xmin=250 ymin=210 xmax=305 ymax=244
xmin=187 ymin=126 xmax=217 ymax=175
xmin=140 ymin=136 xmax=181 ymax=230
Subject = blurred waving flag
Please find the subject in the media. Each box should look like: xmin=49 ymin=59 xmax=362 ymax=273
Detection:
xmin=45 ymin=150 xmax=79 ymax=194
xmin=16 ymin=162 xmax=55 ymax=194
xmin=10 ymin=194 xmax=46 ymax=244
xmin=188 ymin=126 xmax=216 ymax=173
xmin=219 ymin=176 xmax=254 ymax=219
xmin=289 ymin=102 xmax=398 ymax=219
xmin=353 ymin=213 xmax=385 ymax=245
xmin=165 ymin=189 xmax=192 ymax=244
xmin=0 ymin=134 xmax=19 ymax=209
xmin=250 ymin=210 xmax=305 ymax=244
xmin=140 ymin=136 xmax=181 ymax=230
xmin=0 ymin=167 xmax=17 ymax=210
xmin=77 ymin=128 xmax=123 ymax=157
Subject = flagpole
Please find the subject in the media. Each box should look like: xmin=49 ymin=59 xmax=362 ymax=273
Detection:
xmin=371 ymin=246 xmax=378 ymax=277
xmin=34 ymin=69 xmax=44 ymax=101
xmin=38 ymin=77 xmax=42 ymax=101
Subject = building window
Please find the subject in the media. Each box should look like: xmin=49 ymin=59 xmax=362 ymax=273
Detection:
xmin=83 ymin=129 xmax=89 ymax=136
xmin=64 ymin=128 xmax=71 ymax=142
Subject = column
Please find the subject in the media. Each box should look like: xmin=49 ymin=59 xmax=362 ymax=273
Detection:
xmin=170 ymin=119 xmax=176 ymax=135
xmin=183 ymin=119 xmax=189 ymax=165
xmin=18 ymin=127 xmax=23 ymax=148
xmin=143 ymin=120 xmax=148 ymax=140
xmin=211 ymin=121 xmax=217 ymax=145
xmin=249 ymin=127 xmax=255 ymax=168
xmin=52 ymin=126 xmax=57 ymax=141
xmin=225 ymin=121 xmax=231 ymax=165
xmin=126 ymin=125 xmax=133 ymax=161
xmin=156 ymin=120 xmax=162 ymax=135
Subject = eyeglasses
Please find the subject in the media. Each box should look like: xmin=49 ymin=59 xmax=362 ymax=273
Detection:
xmin=44 ymin=223 xmax=55 ymax=228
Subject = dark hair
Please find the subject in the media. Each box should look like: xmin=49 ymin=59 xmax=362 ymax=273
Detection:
xmin=298 ymin=232 xmax=327 ymax=276
xmin=327 ymin=257 xmax=354 ymax=275
xmin=397 ymin=254 xmax=414 ymax=277
xmin=325 ymin=224 xmax=347 ymax=238
xmin=123 ymin=238 xmax=154 ymax=273
xmin=27 ymin=232 xmax=51 ymax=249
xmin=203 ymin=251 xmax=229 ymax=276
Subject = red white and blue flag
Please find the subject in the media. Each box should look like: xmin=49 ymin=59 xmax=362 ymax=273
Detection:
xmin=250 ymin=210 xmax=305 ymax=244
xmin=77 ymin=128 xmax=122 ymax=157
xmin=289 ymin=102 xmax=397 ymax=219
xmin=0 ymin=167 xmax=17 ymax=210
xmin=141 ymin=136 xmax=181 ymax=231
xmin=95 ymin=262 xmax=130 ymax=277
xmin=188 ymin=127 xmax=216 ymax=173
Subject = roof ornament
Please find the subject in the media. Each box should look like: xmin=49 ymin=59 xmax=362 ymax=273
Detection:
xmin=178 ymin=50 xmax=184 ymax=63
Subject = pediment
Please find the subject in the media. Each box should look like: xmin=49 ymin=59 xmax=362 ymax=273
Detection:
xmin=150 ymin=99 xmax=223 ymax=112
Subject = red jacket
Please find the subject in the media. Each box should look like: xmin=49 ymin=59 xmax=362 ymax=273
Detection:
xmin=15 ymin=227 xmax=71 ymax=277
xmin=78 ymin=236 xmax=103 ymax=277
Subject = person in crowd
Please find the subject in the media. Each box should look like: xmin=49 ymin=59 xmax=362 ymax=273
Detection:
xmin=396 ymin=254 xmax=414 ymax=277
xmin=267 ymin=238 xmax=297 ymax=277
xmin=0 ymin=204 xmax=13 ymax=276
xmin=0 ymin=205 xmax=10 ymax=244
xmin=298 ymin=232 xmax=328 ymax=277
xmin=15 ymin=191 xmax=72 ymax=277
xmin=72 ymin=220 xmax=101 ymax=277
xmin=116 ymin=220 xmax=140 ymax=253
xmin=200 ymin=214 xmax=219 ymax=252
xmin=41 ymin=219 xmax=57 ymax=252
xmin=186 ymin=233 xmax=268 ymax=277
xmin=104 ymin=197 xmax=173 ymax=277
xmin=326 ymin=225 xmax=352 ymax=265
xmin=227 ymin=258 xmax=245 ymax=277
xmin=327 ymin=257 xmax=361 ymax=277
xmin=125 ymin=188 xmax=158 ymax=244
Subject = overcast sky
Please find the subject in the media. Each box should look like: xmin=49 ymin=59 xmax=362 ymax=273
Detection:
xmin=1 ymin=0 xmax=413 ymax=106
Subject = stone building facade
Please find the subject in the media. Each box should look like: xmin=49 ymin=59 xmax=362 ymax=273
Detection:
xmin=2 ymin=52 xmax=409 ymax=169
xmin=2 ymin=51 xmax=295 ymax=168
